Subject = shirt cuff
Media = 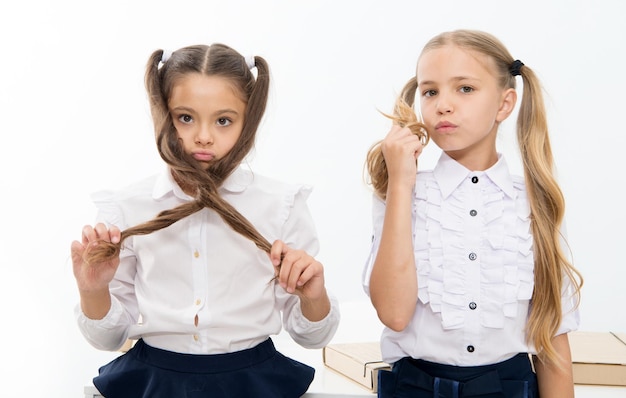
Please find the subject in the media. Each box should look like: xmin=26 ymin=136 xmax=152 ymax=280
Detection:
xmin=288 ymin=295 xmax=340 ymax=349
xmin=75 ymin=295 xmax=129 ymax=350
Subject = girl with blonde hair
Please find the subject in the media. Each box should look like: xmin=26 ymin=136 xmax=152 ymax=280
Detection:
xmin=363 ymin=29 xmax=582 ymax=397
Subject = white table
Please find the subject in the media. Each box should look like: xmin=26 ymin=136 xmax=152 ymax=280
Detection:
xmin=85 ymin=301 xmax=626 ymax=397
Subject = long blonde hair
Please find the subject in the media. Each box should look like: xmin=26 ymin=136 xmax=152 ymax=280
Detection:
xmin=366 ymin=30 xmax=583 ymax=366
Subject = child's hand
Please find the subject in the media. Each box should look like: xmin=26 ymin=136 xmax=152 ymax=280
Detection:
xmin=270 ymin=240 xmax=326 ymax=301
xmin=71 ymin=223 xmax=121 ymax=293
xmin=381 ymin=124 xmax=424 ymax=188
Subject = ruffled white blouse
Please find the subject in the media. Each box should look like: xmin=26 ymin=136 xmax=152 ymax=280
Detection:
xmin=362 ymin=152 xmax=579 ymax=366
xmin=76 ymin=166 xmax=340 ymax=355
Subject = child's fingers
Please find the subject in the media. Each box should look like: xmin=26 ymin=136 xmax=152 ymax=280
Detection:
xmin=276 ymin=250 xmax=299 ymax=292
xmin=108 ymin=225 xmax=121 ymax=244
xmin=82 ymin=223 xmax=121 ymax=246
xmin=269 ymin=240 xmax=285 ymax=267
xmin=281 ymin=254 xmax=323 ymax=294
xmin=70 ymin=240 xmax=86 ymax=266
xmin=81 ymin=225 xmax=97 ymax=245
xmin=294 ymin=261 xmax=321 ymax=287
xmin=285 ymin=258 xmax=307 ymax=293
xmin=94 ymin=223 xmax=113 ymax=242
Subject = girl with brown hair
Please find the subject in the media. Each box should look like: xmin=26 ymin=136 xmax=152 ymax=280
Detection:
xmin=71 ymin=43 xmax=339 ymax=397
xmin=363 ymin=30 xmax=582 ymax=397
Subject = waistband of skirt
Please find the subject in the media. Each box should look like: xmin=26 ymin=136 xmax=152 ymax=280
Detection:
xmin=407 ymin=353 xmax=532 ymax=381
xmin=128 ymin=338 xmax=278 ymax=374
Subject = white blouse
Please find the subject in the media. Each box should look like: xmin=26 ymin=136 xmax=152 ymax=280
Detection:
xmin=362 ymin=152 xmax=579 ymax=366
xmin=76 ymin=166 xmax=340 ymax=355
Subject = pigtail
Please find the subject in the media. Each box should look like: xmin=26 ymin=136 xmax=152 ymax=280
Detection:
xmin=212 ymin=55 xmax=270 ymax=181
xmin=365 ymin=77 xmax=428 ymax=199
xmin=517 ymin=65 xmax=583 ymax=366
xmin=145 ymin=50 xmax=169 ymax=137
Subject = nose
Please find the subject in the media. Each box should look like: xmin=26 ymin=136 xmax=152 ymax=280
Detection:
xmin=195 ymin=124 xmax=213 ymax=145
xmin=436 ymin=93 xmax=453 ymax=115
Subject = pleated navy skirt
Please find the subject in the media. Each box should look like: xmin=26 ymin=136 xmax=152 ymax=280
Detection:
xmin=93 ymin=338 xmax=315 ymax=398
xmin=378 ymin=353 xmax=538 ymax=398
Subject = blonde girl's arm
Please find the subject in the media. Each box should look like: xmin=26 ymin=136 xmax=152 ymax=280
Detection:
xmin=533 ymin=333 xmax=575 ymax=398
xmin=368 ymin=125 xmax=423 ymax=332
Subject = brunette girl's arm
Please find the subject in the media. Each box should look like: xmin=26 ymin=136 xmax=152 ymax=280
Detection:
xmin=71 ymin=223 xmax=121 ymax=319
xmin=270 ymin=240 xmax=331 ymax=322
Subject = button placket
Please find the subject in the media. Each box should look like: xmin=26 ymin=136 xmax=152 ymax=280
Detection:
xmin=463 ymin=173 xmax=482 ymax=347
xmin=188 ymin=212 xmax=208 ymax=345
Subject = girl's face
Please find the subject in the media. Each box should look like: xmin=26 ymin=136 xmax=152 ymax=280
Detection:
xmin=169 ymin=73 xmax=246 ymax=170
xmin=417 ymin=45 xmax=516 ymax=170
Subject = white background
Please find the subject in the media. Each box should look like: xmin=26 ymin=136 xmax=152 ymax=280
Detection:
xmin=0 ymin=1 xmax=624 ymax=396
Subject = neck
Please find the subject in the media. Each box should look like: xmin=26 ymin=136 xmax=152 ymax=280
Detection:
xmin=445 ymin=148 xmax=498 ymax=171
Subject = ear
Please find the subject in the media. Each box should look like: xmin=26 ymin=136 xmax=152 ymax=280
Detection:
xmin=495 ymin=88 xmax=517 ymax=123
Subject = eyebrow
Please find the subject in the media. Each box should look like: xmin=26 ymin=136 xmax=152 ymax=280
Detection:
xmin=214 ymin=109 xmax=241 ymax=116
xmin=170 ymin=106 xmax=241 ymax=117
xmin=418 ymin=76 xmax=479 ymax=86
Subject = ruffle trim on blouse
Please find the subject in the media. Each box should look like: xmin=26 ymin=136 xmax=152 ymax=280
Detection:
xmin=215 ymin=168 xmax=313 ymax=230
xmin=413 ymin=176 xmax=534 ymax=330
xmin=281 ymin=185 xmax=312 ymax=229
xmin=226 ymin=167 xmax=313 ymax=232
xmin=91 ymin=190 xmax=128 ymax=230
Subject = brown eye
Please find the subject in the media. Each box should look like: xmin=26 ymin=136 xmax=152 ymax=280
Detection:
xmin=217 ymin=117 xmax=232 ymax=126
xmin=179 ymin=114 xmax=193 ymax=124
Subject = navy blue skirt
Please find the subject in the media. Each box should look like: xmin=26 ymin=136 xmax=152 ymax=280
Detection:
xmin=378 ymin=353 xmax=538 ymax=398
xmin=93 ymin=338 xmax=315 ymax=398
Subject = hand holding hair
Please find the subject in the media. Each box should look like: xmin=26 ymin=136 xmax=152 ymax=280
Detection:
xmin=70 ymin=223 xmax=122 ymax=319
xmin=270 ymin=239 xmax=330 ymax=322
xmin=366 ymin=81 xmax=429 ymax=199
xmin=71 ymin=223 xmax=122 ymax=293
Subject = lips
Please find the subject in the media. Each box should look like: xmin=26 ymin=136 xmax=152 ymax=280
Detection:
xmin=435 ymin=121 xmax=457 ymax=132
xmin=192 ymin=151 xmax=215 ymax=162
xmin=435 ymin=121 xmax=457 ymax=129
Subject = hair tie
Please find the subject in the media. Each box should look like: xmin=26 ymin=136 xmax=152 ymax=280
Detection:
xmin=245 ymin=55 xmax=256 ymax=70
xmin=509 ymin=59 xmax=524 ymax=76
xmin=161 ymin=50 xmax=172 ymax=65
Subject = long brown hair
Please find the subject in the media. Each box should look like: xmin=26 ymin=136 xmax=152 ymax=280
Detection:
xmin=365 ymin=30 xmax=583 ymax=366
xmin=84 ymin=44 xmax=274 ymax=264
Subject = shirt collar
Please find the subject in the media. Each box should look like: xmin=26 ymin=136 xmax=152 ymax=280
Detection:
xmin=433 ymin=152 xmax=516 ymax=199
xmin=152 ymin=166 xmax=251 ymax=200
